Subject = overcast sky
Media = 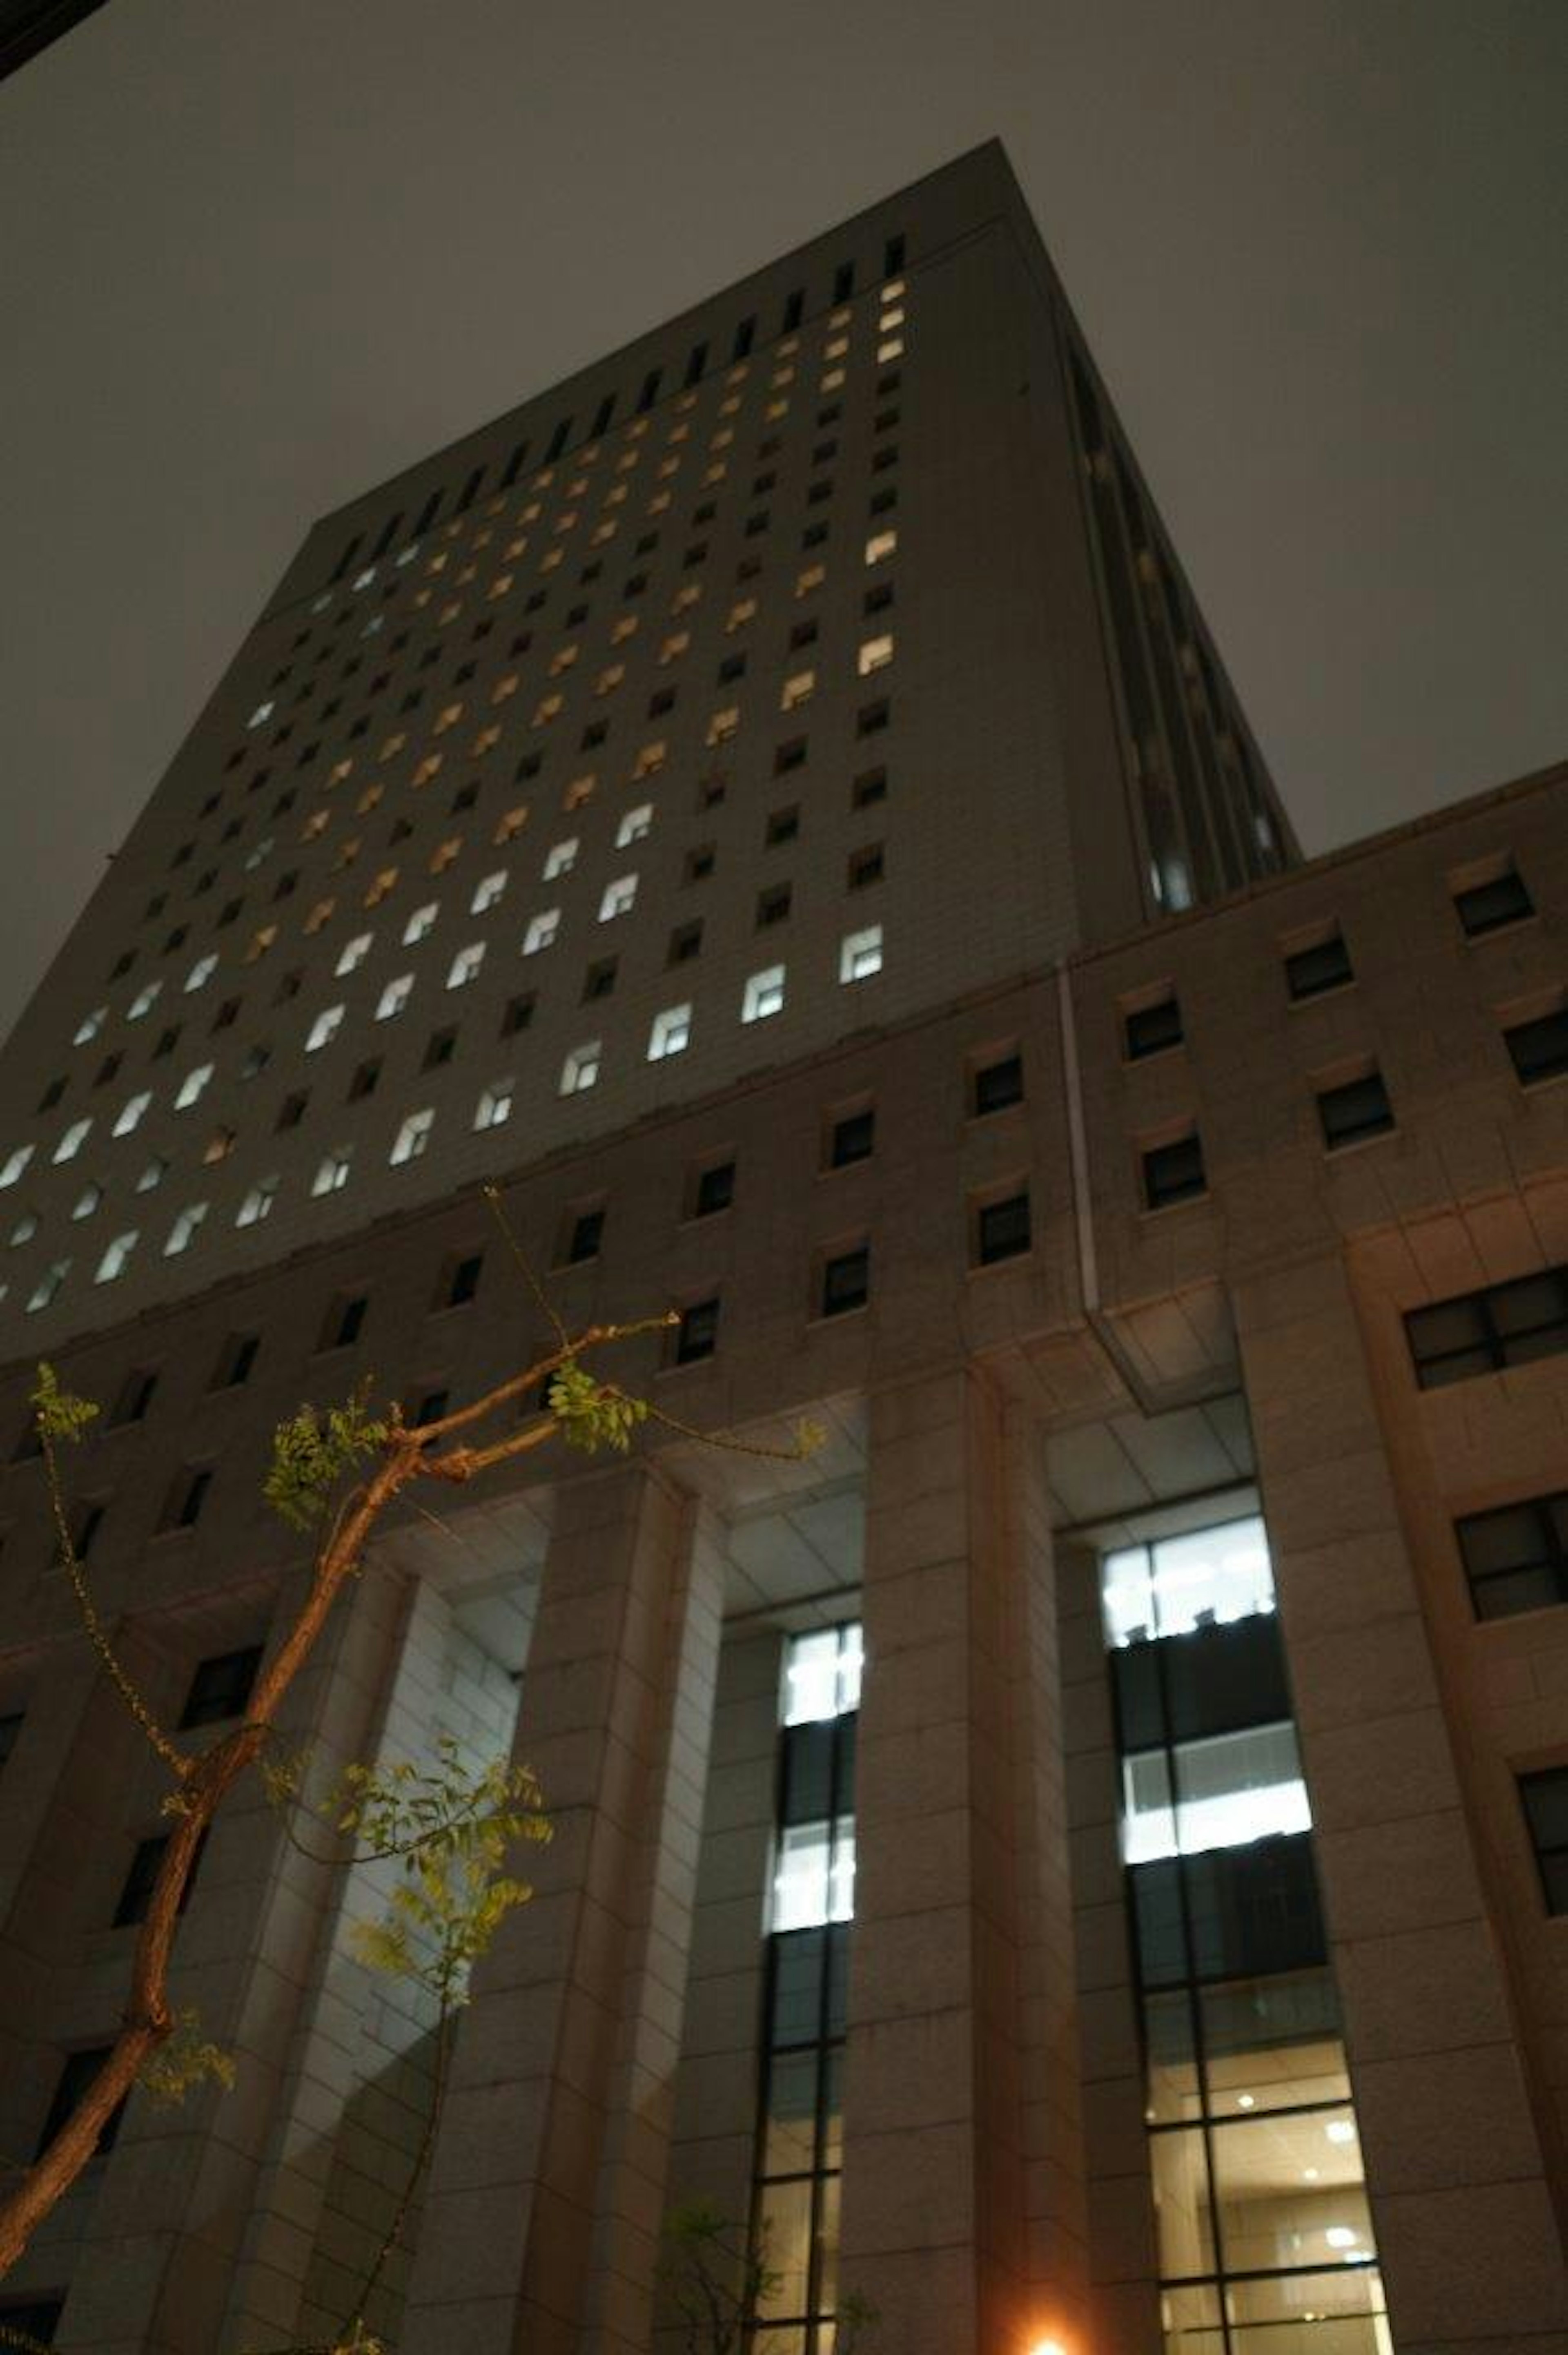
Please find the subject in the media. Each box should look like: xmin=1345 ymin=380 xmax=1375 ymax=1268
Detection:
xmin=2 ymin=0 xmax=1564 ymax=1046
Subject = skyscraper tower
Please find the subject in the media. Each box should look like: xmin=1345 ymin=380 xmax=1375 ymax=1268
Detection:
xmin=0 ymin=142 xmax=1564 ymax=2355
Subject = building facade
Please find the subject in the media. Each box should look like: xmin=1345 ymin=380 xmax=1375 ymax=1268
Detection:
xmin=0 ymin=141 xmax=1563 ymax=2355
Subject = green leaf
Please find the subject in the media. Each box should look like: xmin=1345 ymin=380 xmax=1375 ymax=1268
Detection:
xmin=265 ymin=1384 xmax=388 ymax=1530
xmin=139 ymin=2009 xmax=236 ymax=2106
xmin=31 ymin=1361 xmax=98 ymax=1445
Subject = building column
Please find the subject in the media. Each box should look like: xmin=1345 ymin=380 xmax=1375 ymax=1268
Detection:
xmin=1236 ymin=1253 xmax=1568 ymax=2353
xmin=401 ymin=1463 xmax=724 ymax=2355
xmin=839 ymin=1366 xmax=1087 ymax=2355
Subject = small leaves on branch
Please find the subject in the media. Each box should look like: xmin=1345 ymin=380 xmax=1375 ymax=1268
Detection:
xmin=265 ymin=1386 xmax=389 ymax=1531
xmin=30 ymin=1361 xmax=97 ymax=1445
xmin=137 ymin=2009 xmax=236 ymax=2107
xmin=547 ymin=1359 xmax=650 ymax=1454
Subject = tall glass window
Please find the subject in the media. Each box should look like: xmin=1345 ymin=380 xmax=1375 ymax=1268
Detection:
xmin=751 ymin=1624 xmax=860 ymax=2354
xmin=1100 ymin=1518 xmax=1390 ymax=2355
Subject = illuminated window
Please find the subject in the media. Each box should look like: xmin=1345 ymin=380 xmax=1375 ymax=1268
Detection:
xmin=795 ymin=563 xmax=826 ymax=600
xmin=549 ymin=642 xmax=580 ymax=678
xmin=364 ymin=867 xmax=398 ymax=908
xmin=236 ymin=1176 xmax=279 ymax=1229
xmin=610 ymin=613 xmax=639 ymax=645
xmin=559 ymin=1039 xmax=601 ymax=1095
xmin=531 ymin=692 xmax=564 ymax=727
xmin=595 ymin=663 xmax=625 ymax=697
xmin=648 ymin=1002 xmax=691 ymax=1060
xmin=335 ymin=932 xmax=373 ymax=977
xmin=494 ymin=805 xmax=528 ymax=845
xmin=1100 ymin=1518 xmax=1276 ymax=1650
xmin=743 ymin=964 xmax=786 ymax=1024
xmin=470 ymin=869 xmax=507 ymax=915
xmin=523 ymin=909 xmax=560 ymax=956
xmin=112 ymin=1091 xmax=151 ymax=1137
xmin=87 ymin=1225 xmax=142 ymax=1289
xmin=447 ymin=941 xmax=485 ymax=990
xmin=174 ymin=1062 xmax=214 ymax=1108
xmin=355 ymin=783 xmax=384 ymax=816
xmin=857 ymin=633 xmax=894 ymax=678
xmin=470 ymin=724 xmax=501 ymax=758
xmin=432 ymin=702 xmax=463 ymax=736
xmin=247 ymin=700 xmax=274 ymax=729
xmin=303 ymin=899 xmax=336 ymax=935
xmin=53 ymin=1117 xmax=91 ymax=1163
xmin=877 ymin=337 xmax=904 ymax=364
xmin=706 ymin=707 xmax=740 ymax=747
xmin=376 ymin=974 xmax=414 ymax=1020
xmin=72 ymin=1007 xmax=106 ymax=1047
xmin=543 ymin=838 xmax=578 ymax=881
xmin=301 ymin=810 xmax=330 ymax=840
xmin=771 ymin=1820 xmax=856 ymax=1931
xmin=71 ymin=1184 xmax=101 ymax=1220
xmin=27 ymin=1260 xmax=69 ymax=1313
xmin=429 ymin=838 xmax=461 ymax=875
xmin=726 ymin=597 xmax=758 ymax=634
xmin=312 ymin=1147 xmax=352 ymax=1195
xmin=390 ymin=1108 xmax=434 ymax=1165
xmin=305 ymin=1006 xmax=344 ymax=1053
xmin=781 ymin=670 xmax=815 ymax=711
xmin=599 ymin=873 xmax=638 ymax=921
xmin=865 ymin=529 xmax=897 ymax=566
xmin=126 ymin=980 xmax=162 ymax=1021
xmin=402 ymin=902 xmax=438 ymax=947
xmin=659 ymin=630 xmax=691 ymax=665
xmin=632 ymin=740 xmax=668 ymax=781
xmin=616 ymin=802 xmax=653 ymax=848
xmin=163 ymin=1202 xmax=206 ymax=1256
xmin=412 ymin=753 xmax=443 ymax=789
xmin=135 ymin=1157 xmax=166 ymax=1193
xmin=489 ymin=674 xmax=519 ymax=708
xmin=183 ymin=954 xmax=218 ymax=995
xmin=839 ymin=925 xmax=883 ymax=983
xmin=474 ymin=1078 xmax=514 ymax=1130
xmin=0 ymin=1145 xmax=33 ymax=1189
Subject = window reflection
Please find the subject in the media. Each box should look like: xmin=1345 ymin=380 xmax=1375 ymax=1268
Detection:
xmin=1104 ymin=1518 xmax=1275 ymax=1646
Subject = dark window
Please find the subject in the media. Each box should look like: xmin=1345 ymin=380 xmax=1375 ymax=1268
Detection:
xmin=1504 ymin=1006 xmax=1568 ymax=1088
xmin=275 ymin=1091 xmax=308 ymax=1132
xmin=321 ymin=1293 xmax=368 ymax=1351
xmin=684 ymin=845 xmax=716 ymax=885
xmin=591 ymin=393 xmax=616 ymax=439
xmin=647 ymin=686 xmax=676 ymax=719
xmin=766 ymin=806 xmax=800 ymax=848
xmin=973 ymin=1053 xmax=1023 ymax=1116
xmin=732 ymin=316 xmax=755 ymax=361
xmin=153 ymin=1026 xmax=180 ymax=1059
xmin=163 ymin=1467 xmax=213 ymax=1531
xmin=852 ymin=766 xmax=887 ymax=811
xmin=583 ymin=957 xmax=618 ymax=1001
xmin=566 ymin=1209 xmax=604 ymax=1265
xmin=545 ymin=418 xmax=571 ymax=463
xmin=112 ymin=1830 xmax=204 ymax=1929
xmin=1125 ymin=994 xmax=1183 ymax=1059
xmin=668 ymin=920 xmax=704 ymax=966
xmin=718 ymin=653 xmax=746 ymax=685
xmin=37 ymin=2048 xmax=123 ymax=2162
xmin=1520 ymin=1767 xmax=1568 ymax=1912
xmin=348 ymin=1058 xmax=381 ymax=1102
xmin=774 ymin=738 xmax=807 ymax=777
xmin=757 ymin=884 xmax=792 ymax=929
xmin=70 ymin=1503 xmax=104 ymax=1561
xmin=743 ymin=512 xmax=769 ymax=540
xmin=869 ymin=486 xmax=897 ymax=517
xmin=637 ymin=368 xmax=662 ymax=413
xmin=38 ymin=1075 xmax=66 ymax=1112
xmin=977 ymin=1192 xmax=1031 ymax=1265
xmin=210 ymin=1333 xmax=259 ymax=1389
xmin=863 ymin=583 xmax=893 ymax=618
xmin=501 ymin=992 xmax=535 ymax=1037
xmin=1455 ymin=864 xmax=1532 ymax=938
xmin=0 ymin=1713 xmax=24 ymax=1771
xmin=93 ymin=1053 xmax=121 ymax=1089
xmin=783 ymin=289 xmax=804 ymax=332
xmin=1143 ymin=1132 xmax=1207 ymax=1210
xmin=884 ymin=233 xmax=905 ymax=275
xmin=179 ymin=1645 xmax=263 ymax=1731
xmin=211 ymin=997 xmax=241 ymax=1034
xmin=857 ymin=698 xmax=889 ymax=738
xmin=443 ymin=1253 xmax=483 ymax=1309
xmin=821 ymin=1247 xmax=869 ymax=1317
xmin=684 ymin=341 xmax=708 ymax=388
xmin=0 ymin=2300 xmax=60 ymax=2344
xmin=675 ymin=1298 xmax=719 ymax=1365
xmin=109 ymin=1367 xmax=159 ymax=1425
xmin=1455 ymin=1492 xmax=1568 ymax=1620
xmin=694 ymin=1162 xmax=735 ymax=1218
xmin=1285 ymin=931 xmax=1353 ymax=1001
xmin=423 ymin=1028 xmax=457 ymax=1072
xmin=1316 ymin=1069 xmax=1394 ymax=1150
xmin=1404 ymin=1264 xmax=1568 ymax=1389
xmin=847 ymin=844 xmax=884 ymax=892
xmin=829 ymin=1108 xmax=874 ymax=1169
xmin=802 ymin=521 xmax=829 ymax=551
xmin=833 ymin=261 xmax=855 ymax=303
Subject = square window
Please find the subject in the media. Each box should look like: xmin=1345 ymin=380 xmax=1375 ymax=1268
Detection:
xmin=180 ymin=1644 xmax=263 ymax=1730
xmin=821 ymin=1246 xmax=870 ymax=1318
xmin=743 ymin=965 xmax=786 ymax=1023
xmin=847 ymin=843 xmax=884 ymax=892
xmin=583 ymin=957 xmax=618 ymax=1001
xmin=649 ymin=1002 xmax=692 ymax=1059
xmin=852 ymin=765 xmax=888 ymax=811
xmin=1316 ymin=1068 xmax=1394 ymax=1150
xmin=1143 ymin=1131 xmax=1207 ymax=1211
xmin=565 ymin=1207 xmax=604 ymax=1264
xmin=757 ymin=883 xmax=793 ymax=929
xmin=1455 ymin=1492 xmax=1568 ymax=1620
xmin=1519 ymin=1766 xmax=1568 ymax=1913
xmin=839 ymin=925 xmax=883 ymax=983
xmin=668 ymin=920 xmax=704 ymax=965
xmin=1284 ymin=929 xmax=1353 ymax=1001
xmin=971 ymin=1052 xmax=1023 ymax=1117
xmin=976 ymin=1191 xmax=1031 ymax=1266
xmin=1504 ymin=1003 xmax=1568 ymax=1088
xmin=684 ymin=845 xmax=716 ymax=885
xmin=766 ymin=805 xmax=800 ymax=848
xmin=1124 ymin=992 xmax=1184 ymax=1058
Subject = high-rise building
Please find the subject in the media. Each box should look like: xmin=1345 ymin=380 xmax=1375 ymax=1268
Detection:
xmin=0 ymin=140 xmax=1563 ymax=2355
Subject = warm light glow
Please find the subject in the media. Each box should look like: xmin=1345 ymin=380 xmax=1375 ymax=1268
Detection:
xmin=1028 ymin=2338 xmax=1069 ymax=2355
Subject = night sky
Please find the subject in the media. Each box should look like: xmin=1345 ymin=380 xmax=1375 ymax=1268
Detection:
xmin=2 ymin=1 xmax=1565 ymax=1046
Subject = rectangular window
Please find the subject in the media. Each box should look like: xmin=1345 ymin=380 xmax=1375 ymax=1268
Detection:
xmin=1316 ymin=1068 xmax=1394 ymax=1149
xmin=180 ymin=1644 xmax=263 ymax=1730
xmin=321 ymin=1293 xmax=368 ymax=1351
xmin=1454 ymin=860 xmax=1533 ymax=937
xmin=1285 ymin=928 xmax=1353 ymax=1001
xmin=564 ymin=1207 xmax=604 ymax=1265
xmin=972 ymin=1051 xmax=1023 ymax=1115
xmin=743 ymin=966 xmax=786 ymax=1023
xmin=838 ymin=926 xmax=882 ymax=983
xmin=1520 ymin=1768 xmax=1568 ymax=1912
xmin=441 ymin=1253 xmax=483 ymax=1308
xmin=674 ymin=1298 xmax=720 ymax=1365
xmin=112 ymin=1831 xmax=203 ymax=1928
xmin=976 ymin=1190 xmax=1031 ymax=1266
xmin=827 ymin=1107 xmax=873 ymax=1169
xmin=820 ymin=1246 xmax=869 ymax=1319
xmin=1124 ymin=992 xmax=1183 ymax=1059
xmin=1504 ymin=1003 xmax=1568 ymax=1087
xmin=1404 ymin=1264 xmax=1568 ymax=1388
xmin=1143 ymin=1131 xmax=1207 ymax=1211
xmin=693 ymin=1160 xmax=735 ymax=1219
xmin=209 ymin=1332 xmax=259 ymax=1389
xmin=1455 ymin=1492 xmax=1567 ymax=1620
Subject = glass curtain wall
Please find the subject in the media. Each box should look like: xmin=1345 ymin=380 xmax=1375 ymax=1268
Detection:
xmin=750 ymin=1624 xmax=862 ymax=2353
xmin=1100 ymin=1518 xmax=1391 ymax=2355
